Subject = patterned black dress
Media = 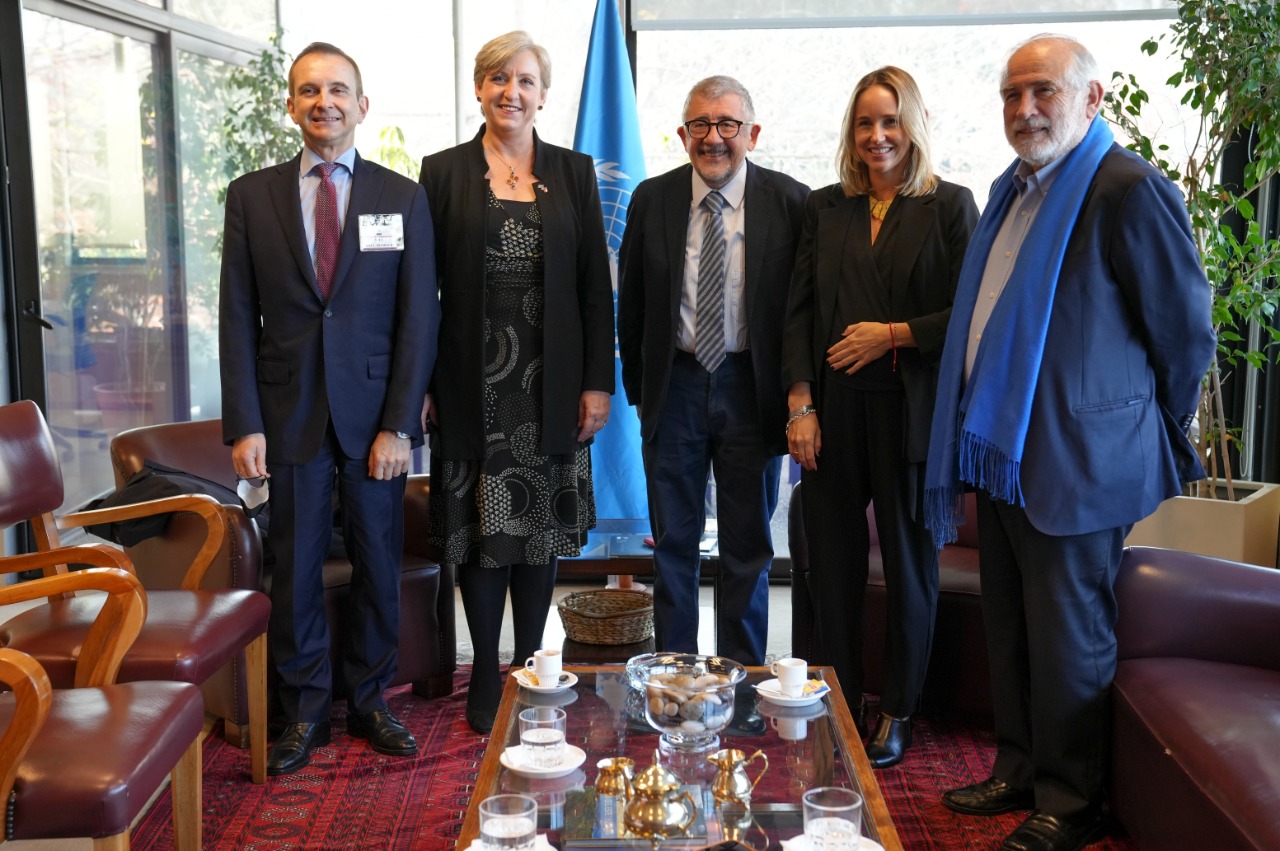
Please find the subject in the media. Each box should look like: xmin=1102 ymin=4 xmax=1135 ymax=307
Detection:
xmin=428 ymin=190 xmax=596 ymax=567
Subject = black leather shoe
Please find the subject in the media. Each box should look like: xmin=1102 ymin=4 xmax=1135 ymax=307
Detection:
xmin=865 ymin=713 xmax=911 ymax=769
xmin=348 ymin=709 xmax=418 ymax=756
xmin=267 ymin=721 xmax=331 ymax=776
xmin=942 ymin=776 xmax=1036 ymax=816
xmin=467 ymin=706 xmax=497 ymax=735
xmin=1000 ymin=810 xmax=1104 ymax=851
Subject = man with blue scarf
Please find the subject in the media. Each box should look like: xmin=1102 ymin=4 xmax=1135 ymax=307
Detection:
xmin=926 ymin=35 xmax=1215 ymax=851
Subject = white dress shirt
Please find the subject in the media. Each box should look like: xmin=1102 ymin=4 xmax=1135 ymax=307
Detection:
xmin=677 ymin=162 xmax=749 ymax=354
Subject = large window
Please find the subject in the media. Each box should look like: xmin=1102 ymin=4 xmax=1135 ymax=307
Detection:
xmin=171 ymin=0 xmax=275 ymax=41
xmin=632 ymin=0 xmax=1171 ymax=26
xmin=25 ymin=11 xmax=176 ymax=511
xmin=175 ymin=48 xmax=236 ymax=421
xmin=635 ymin=19 xmax=1190 ymax=203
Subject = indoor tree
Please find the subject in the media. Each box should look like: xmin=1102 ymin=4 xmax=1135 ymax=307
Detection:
xmin=1107 ymin=0 xmax=1280 ymax=498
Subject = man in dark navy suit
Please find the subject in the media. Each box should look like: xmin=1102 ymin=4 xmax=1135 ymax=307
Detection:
xmin=618 ymin=76 xmax=808 ymax=665
xmin=220 ymin=42 xmax=439 ymax=775
xmin=926 ymin=35 xmax=1215 ymax=851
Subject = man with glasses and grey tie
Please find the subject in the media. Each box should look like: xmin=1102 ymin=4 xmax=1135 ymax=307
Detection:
xmin=618 ymin=76 xmax=808 ymax=666
xmin=220 ymin=42 xmax=440 ymax=776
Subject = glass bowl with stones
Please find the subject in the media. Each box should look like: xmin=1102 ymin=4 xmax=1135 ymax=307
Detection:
xmin=626 ymin=653 xmax=747 ymax=754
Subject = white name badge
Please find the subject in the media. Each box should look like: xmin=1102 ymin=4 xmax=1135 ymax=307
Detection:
xmin=358 ymin=213 xmax=404 ymax=251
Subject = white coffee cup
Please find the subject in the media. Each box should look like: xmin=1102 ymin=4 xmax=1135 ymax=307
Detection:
xmin=771 ymin=657 xmax=808 ymax=698
xmin=524 ymin=648 xmax=562 ymax=686
xmin=771 ymin=715 xmax=808 ymax=741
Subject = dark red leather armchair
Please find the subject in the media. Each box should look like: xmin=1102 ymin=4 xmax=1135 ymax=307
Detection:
xmin=109 ymin=418 xmax=456 ymax=746
xmin=0 ymin=566 xmax=205 ymax=849
xmin=1112 ymin=546 xmax=1280 ymax=851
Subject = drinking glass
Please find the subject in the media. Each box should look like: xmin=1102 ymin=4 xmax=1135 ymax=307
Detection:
xmin=479 ymin=794 xmax=537 ymax=849
xmin=518 ymin=706 xmax=567 ymax=769
xmin=802 ymin=786 xmax=862 ymax=849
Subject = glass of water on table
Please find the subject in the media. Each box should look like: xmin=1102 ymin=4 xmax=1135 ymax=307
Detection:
xmin=518 ymin=706 xmax=567 ymax=769
xmin=802 ymin=786 xmax=863 ymax=849
xmin=480 ymin=794 xmax=538 ymax=849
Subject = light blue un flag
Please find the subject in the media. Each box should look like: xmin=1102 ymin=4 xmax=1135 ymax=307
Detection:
xmin=575 ymin=0 xmax=648 ymax=520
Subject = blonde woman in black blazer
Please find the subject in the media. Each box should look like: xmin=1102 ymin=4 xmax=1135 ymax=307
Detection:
xmin=781 ymin=67 xmax=978 ymax=767
xmin=418 ymin=31 xmax=614 ymax=733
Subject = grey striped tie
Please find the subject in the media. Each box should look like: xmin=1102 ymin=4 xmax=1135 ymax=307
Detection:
xmin=695 ymin=190 xmax=727 ymax=373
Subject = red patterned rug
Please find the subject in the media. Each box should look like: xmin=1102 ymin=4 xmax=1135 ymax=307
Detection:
xmin=871 ymin=711 xmax=1135 ymax=850
xmin=133 ymin=669 xmax=1136 ymax=850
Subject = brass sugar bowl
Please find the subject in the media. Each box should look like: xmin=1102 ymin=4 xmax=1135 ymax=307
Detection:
xmin=622 ymin=749 xmax=697 ymax=848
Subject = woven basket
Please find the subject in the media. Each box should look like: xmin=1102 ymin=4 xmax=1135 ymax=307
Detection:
xmin=556 ymin=589 xmax=654 ymax=645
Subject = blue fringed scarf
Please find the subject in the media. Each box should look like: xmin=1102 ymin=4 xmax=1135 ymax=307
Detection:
xmin=924 ymin=116 xmax=1115 ymax=548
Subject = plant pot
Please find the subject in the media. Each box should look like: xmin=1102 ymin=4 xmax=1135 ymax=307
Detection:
xmin=1126 ymin=480 xmax=1280 ymax=568
xmin=93 ymin=381 xmax=166 ymax=436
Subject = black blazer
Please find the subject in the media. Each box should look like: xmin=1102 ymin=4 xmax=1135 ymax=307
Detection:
xmin=781 ymin=180 xmax=978 ymax=463
xmin=617 ymin=161 xmax=810 ymax=456
xmin=418 ymin=127 xmax=615 ymax=460
xmin=220 ymin=151 xmax=440 ymax=464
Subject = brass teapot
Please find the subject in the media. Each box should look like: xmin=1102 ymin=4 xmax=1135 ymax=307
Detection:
xmin=622 ymin=749 xmax=697 ymax=848
xmin=707 ymin=747 xmax=769 ymax=804
xmin=595 ymin=756 xmax=634 ymax=799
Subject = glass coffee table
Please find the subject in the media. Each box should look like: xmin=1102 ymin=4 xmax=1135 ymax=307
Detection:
xmin=458 ymin=666 xmax=903 ymax=850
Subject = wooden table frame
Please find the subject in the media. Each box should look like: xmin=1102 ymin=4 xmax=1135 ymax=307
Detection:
xmin=458 ymin=665 xmax=903 ymax=850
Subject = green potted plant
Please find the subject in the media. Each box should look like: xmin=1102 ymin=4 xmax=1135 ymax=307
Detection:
xmin=1108 ymin=0 xmax=1280 ymax=565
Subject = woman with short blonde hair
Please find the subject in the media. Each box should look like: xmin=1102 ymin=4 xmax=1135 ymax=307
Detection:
xmin=419 ymin=32 xmax=613 ymax=734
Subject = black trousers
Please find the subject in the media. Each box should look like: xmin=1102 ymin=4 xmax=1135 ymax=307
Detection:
xmin=801 ymin=380 xmax=937 ymax=716
xmin=977 ymin=492 xmax=1127 ymax=818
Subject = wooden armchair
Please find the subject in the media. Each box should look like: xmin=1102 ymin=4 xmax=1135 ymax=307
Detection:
xmin=0 ymin=561 xmax=205 ymax=849
xmin=0 ymin=399 xmax=270 ymax=782
xmin=109 ymin=417 xmax=457 ymax=746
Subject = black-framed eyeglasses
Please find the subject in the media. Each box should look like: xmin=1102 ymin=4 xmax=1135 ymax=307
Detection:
xmin=683 ymin=118 xmax=747 ymax=139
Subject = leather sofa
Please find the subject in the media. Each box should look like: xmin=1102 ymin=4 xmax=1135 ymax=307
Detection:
xmin=108 ymin=418 xmax=456 ymax=746
xmin=789 ymin=483 xmax=991 ymax=720
xmin=1111 ymin=546 xmax=1280 ymax=850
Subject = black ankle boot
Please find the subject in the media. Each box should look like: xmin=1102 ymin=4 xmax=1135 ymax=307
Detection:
xmin=466 ymin=704 xmax=498 ymax=735
xmin=865 ymin=712 xmax=911 ymax=769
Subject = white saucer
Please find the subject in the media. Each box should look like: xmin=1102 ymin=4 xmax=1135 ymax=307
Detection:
xmin=519 ymin=687 xmax=580 ymax=709
xmin=500 ymin=743 xmax=587 ymax=778
xmin=501 ymin=766 xmax=587 ymax=795
xmin=757 ymin=697 xmax=829 ymax=720
xmin=781 ymin=835 xmax=882 ymax=851
xmin=511 ymin=668 xmax=579 ymax=694
xmin=754 ymin=678 xmax=830 ymax=708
